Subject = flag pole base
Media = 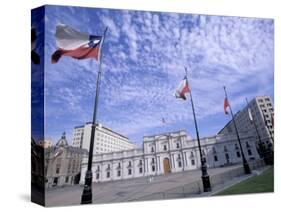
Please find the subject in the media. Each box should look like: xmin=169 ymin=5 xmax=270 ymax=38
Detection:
xmin=201 ymin=162 xmax=212 ymax=192
xmin=81 ymin=170 xmax=93 ymax=204
xmin=243 ymin=161 xmax=251 ymax=175
xmin=201 ymin=175 xmax=212 ymax=192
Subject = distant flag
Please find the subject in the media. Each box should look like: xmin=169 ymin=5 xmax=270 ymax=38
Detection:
xmin=162 ymin=117 xmax=166 ymax=124
xmin=248 ymin=108 xmax=253 ymax=122
xmin=175 ymin=76 xmax=190 ymax=100
xmin=51 ymin=24 xmax=103 ymax=63
xmin=224 ymin=97 xmax=230 ymax=115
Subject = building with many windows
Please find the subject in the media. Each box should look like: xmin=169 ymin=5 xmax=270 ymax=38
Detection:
xmin=80 ymin=130 xmax=259 ymax=183
xmin=218 ymin=96 xmax=274 ymax=147
xmin=44 ymin=133 xmax=87 ymax=188
xmin=73 ymin=122 xmax=137 ymax=153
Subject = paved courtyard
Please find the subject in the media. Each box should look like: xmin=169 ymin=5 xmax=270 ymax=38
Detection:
xmin=45 ymin=164 xmax=248 ymax=206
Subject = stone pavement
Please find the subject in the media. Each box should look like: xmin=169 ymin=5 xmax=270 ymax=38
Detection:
xmin=46 ymin=164 xmax=247 ymax=206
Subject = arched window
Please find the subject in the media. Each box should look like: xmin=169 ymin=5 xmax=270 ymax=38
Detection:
xmin=151 ymin=146 xmax=154 ymax=153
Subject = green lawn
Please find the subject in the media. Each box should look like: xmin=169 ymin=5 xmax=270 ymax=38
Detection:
xmin=215 ymin=167 xmax=274 ymax=196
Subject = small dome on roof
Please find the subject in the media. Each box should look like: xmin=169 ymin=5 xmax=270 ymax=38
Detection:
xmin=56 ymin=132 xmax=68 ymax=146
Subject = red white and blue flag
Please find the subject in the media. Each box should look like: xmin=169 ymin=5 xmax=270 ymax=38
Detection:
xmin=224 ymin=97 xmax=230 ymax=115
xmin=175 ymin=76 xmax=190 ymax=100
xmin=51 ymin=24 xmax=103 ymax=63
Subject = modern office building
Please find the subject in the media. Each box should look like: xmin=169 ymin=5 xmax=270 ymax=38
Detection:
xmin=73 ymin=122 xmax=137 ymax=154
xmin=219 ymin=96 xmax=274 ymax=146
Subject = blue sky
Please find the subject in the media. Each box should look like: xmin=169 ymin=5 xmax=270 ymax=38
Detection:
xmin=41 ymin=5 xmax=274 ymax=146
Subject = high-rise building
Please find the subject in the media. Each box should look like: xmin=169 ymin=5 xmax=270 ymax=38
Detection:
xmin=73 ymin=122 xmax=137 ymax=154
xmin=218 ymin=96 xmax=274 ymax=146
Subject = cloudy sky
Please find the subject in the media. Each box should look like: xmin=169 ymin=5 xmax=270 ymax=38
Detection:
xmin=39 ymin=5 xmax=274 ymax=145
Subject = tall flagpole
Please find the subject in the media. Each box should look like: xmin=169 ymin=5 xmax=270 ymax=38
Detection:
xmin=185 ymin=67 xmax=211 ymax=192
xmin=223 ymin=86 xmax=251 ymax=174
xmin=81 ymin=27 xmax=108 ymax=204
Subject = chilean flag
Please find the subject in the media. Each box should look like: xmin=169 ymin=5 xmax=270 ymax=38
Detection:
xmin=175 ymin=76 xmax=190 ymax=100
xmin=51 ymin=24 xmax=103 ymax=63
xmin=224 ymin=97 xmax=230 ymax=115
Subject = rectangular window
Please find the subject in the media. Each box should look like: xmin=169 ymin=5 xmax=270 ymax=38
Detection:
xmin=163 ymin=145 xmax=167 ymax=151
xmin=106 ymin=172 xmax=110 ymax=178
xmin=178 ymin=161 xmax=182 ymax=168
xmin=214 ymin=155 xmax=218 ymax=162
xmin=152 ymin=165 xmax=155 ymax=172
xmin=128 ymin=169 xmax=132 ymax=175
xmin=248 ymin=149 xmax=252 ymax=156
xmin=225 ymin=153 xmax=229 ymax=161
xmin=96 ymin=173 xmax=100 ymax=180
xmin=117 ymin=170 xmax=121 ymax=177
xmin=236 ymin=151 xmax=241 ymax=158
xmin=176 ymin=143 xmax=180 ymax=149
xmin=65 ymin=176 xmax=69 ymax=183
xmin=191 ymin=159 xmax=195 ymax=166
xmin=56 ymin=167 xmax=60 ymax=174
xmin=139 ymin=167 xmax=143 ymax=173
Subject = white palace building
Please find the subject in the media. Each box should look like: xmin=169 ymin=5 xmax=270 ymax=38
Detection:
xmin=80 ymin=130 xmax=260 ymax=183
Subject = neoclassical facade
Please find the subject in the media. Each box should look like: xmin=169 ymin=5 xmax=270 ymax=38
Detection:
xmin=80 ymin=130 xmax=260 ymax=183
